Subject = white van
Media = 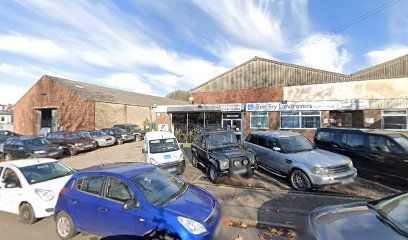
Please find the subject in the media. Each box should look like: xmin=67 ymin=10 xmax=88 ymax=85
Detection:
xmin=143 ymin=131 xmax=185 ymax=175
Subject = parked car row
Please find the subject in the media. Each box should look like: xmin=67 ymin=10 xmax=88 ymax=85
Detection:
xmin=1 ymin=124 xmax=145 ymax=161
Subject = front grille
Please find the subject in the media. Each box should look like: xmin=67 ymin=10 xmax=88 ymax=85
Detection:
xmin=330 ymin=164 xmax=350 ymax=174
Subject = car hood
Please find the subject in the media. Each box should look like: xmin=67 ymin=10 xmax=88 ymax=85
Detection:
xmin=211 ymin=148 xmax=253 ymax=159
xmin=29 ymin=175 xmax=72 ymax=192
xmin=164 ymin=185 xmax=215 ymax=222
xmin=287 ymin=149 xmax=351 ymax=167
xmin=310 ymin=202 xmax=407 ymax=240
xmin=149 ymin=150 xmax=183 ymax=165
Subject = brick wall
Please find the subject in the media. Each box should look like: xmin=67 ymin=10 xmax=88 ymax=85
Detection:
xmin=14 ymin=76 xmax=95 ymax=135
xmin=190 ymin=86 xmax=283 ymax=104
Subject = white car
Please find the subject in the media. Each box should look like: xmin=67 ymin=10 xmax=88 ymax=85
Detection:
xmin=0 ymin=158 xmax=74 ymax=224
xmin=143 ymin=131 xmax=185 ymax=175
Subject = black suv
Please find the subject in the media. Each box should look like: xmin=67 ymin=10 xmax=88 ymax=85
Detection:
xmin=113 ymin=124 xmax=145 ymax=141
xmin=314 ymin=128 xmax=408 ymax=186
xmin=191 ymin=128 xmax=256 ymax=183
xmin=2 ymin=137 xmax=64 ymax=161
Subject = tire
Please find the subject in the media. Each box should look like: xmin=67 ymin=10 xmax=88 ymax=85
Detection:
xmin=244 ymin=168 xmax=254 ymax=178
xmin=4 ymin=153 xmax=12 ymax=161
xmin=290 ymin=169 xmax=312 ymax=191
xmin=117 ymin=138 xmax=123 ymax=145
xmin=56 ymin=211 xmax=78 ymax=240
xmin=207 ymin=164 xmax=219 ymax=184
xmin=19 ymin=203 xmax=37 ymax=225
xmin=146 ymin=231 xmax=180 ymax=240
xmin=191 ymin=153 xmax=198 ymax=168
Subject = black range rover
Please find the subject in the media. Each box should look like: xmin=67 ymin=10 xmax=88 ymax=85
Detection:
xmin=191 ymin=128 xmax=256 ymax=184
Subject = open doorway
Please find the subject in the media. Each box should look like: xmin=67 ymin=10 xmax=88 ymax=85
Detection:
xmin=37 ymin=108 xmax=57 ymax=135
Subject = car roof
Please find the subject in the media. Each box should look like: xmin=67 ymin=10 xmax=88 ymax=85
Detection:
xmin=78 ymin=162 xmax=155 ymax=178
xmin=145 ymin=131 xmax=175 ymax=140
xmin=0 ymin=158 xmax=57 ymax=168
xmin=318 ymin=127 xmax=407 ymax=137
xmin=250 ymin=131 xmax=301 ymax=138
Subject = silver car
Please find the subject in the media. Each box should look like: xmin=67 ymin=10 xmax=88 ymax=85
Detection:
xmin=88 ymin=130 xmax=116 ymax=147
xmin=244 ymin=131 xmax=357 ymax=191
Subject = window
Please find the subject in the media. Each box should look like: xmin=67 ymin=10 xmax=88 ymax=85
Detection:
xmin=316 ymin=131 xmax=335 ymax=143
xmin=368 ymin=135 xmax=403 ymax=154
xmin=250 ymin=112 xmax=269 ymax=129
xmin=382 ymin=110 xmax=407 ymax=130
xmin=340 ymin=134 xmax=365 ymax=150
xmin=266 ymin=137 xmax=279 ymax=149
xmin=1 ymin=116 xmax=4 ymax=122
xmin=1 ymin=168 xmax=21 ymax=187
xmin=257 ymin=135 xmax=266 ymax=147
xmin=77 ymin=176 xmax=104 ymax=195
xmin=106 ymin=178 xmax=133 ymax=203
xmin=281 ymin=111 xmax=321 ymax=129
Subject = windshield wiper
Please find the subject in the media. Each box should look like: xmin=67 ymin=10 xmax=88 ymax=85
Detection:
xmin=368 ymin=203 xmax=408 ymax=237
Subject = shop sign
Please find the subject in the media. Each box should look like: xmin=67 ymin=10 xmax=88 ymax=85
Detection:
xmin=246 ymin=100 xmax=370 ymax=111
xmin=220 ymin=104 xmax=242 ymax=112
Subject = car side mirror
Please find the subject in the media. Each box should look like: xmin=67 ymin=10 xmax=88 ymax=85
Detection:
xmin=142 ymin=149 xmax=147 ymax=154
xmin=272 ymin=147 xmax=282 ymax=152
xmin=123 ymin=198 xmax=139 ymax=210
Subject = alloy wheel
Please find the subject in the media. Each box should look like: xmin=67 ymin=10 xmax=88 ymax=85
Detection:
xmin=57 ymin=216 xmax=71 ymax=238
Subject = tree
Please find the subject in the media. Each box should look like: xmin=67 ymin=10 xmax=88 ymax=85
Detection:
xmin=166 ymin=90 xmax=189 ymax=101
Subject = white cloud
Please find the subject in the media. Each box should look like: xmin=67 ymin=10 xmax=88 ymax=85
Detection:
xmin=216 ymin=45 xmax=274 ymax=66
xmin=101 ymin=73 xmax=154 ymax=96
xmin=294 ymin=34 xmax=349 ymax=73
xmin=0 ymin=83 xmax=28 ymax=104
xmin=365 ymin=46 xmax=408 ymax=65
xmin=0 ymin=64 xmax=40 ymax=80
xmin=0 ymin=35 xmax=68 ymax=60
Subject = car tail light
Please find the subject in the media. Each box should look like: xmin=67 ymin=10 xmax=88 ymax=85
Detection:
xmin=59 ymin=187 xmax=68 ymax=197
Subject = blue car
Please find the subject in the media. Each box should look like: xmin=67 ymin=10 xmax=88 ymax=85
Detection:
xmin=54 ymin=163 xmax=221 ymax=240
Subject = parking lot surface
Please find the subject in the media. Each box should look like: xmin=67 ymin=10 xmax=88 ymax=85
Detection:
xmin=0 ymin=142 xmax=402 ymax=240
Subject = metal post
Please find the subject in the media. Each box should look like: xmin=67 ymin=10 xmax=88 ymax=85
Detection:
xmin=186 ymin=113 xmax=189 ymax=143
xmin=203 ymin=112 xmax=206 ymax=128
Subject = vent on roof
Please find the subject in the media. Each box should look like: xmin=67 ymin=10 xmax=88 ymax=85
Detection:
xmin=74 ymin=84 xmax=84 ymax=89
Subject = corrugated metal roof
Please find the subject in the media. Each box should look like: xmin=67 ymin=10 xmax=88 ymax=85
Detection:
xmin=47 ymin=76 xmax=187 ymax=107
xmin=192 ymin=54 xmax=408 ymax=93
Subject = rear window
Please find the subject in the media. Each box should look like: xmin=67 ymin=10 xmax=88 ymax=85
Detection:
xmin=316 ymin=131 xmax=335 ymax=143
xmin=77 ymin=176 xmax=104 ymax=195
xmin=340 ymin=133 xmax=365 ymax=150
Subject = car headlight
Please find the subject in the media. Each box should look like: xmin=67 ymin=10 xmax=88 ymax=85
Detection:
xmin=348 ymin=161 xmax=353 ymax=168
xmin=242 ymin=159 xmax=249 ymax=166
xmin=177 ymin=216 xmax=206 ymax=235
xmin=220 ymin=160 xmax=229 ymax=170
xmin=34 ymin=150 xmax=46 ymax=154
xmin=74 ymin=143 xmax=83 ymax=147
xmin=150 ymin=158 xmax=158 ymax=165
xmin=58 ymin=146 xmax=63 ymax=150
xmin=35 ymin=189 xmax=55 ymax=201
xmin=233 ymin=160 xmax=240 ymax=167
xmin=179 ymin=153 xmax=184 ymax=161
xmin=313 ymin=167 xmax=331 ymax=175
xmin=249 ymin=156 xmax=255 ymax=164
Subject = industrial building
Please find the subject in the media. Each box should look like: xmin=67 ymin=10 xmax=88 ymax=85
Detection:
xmin=157 ymin=54 xmax=408 ymax=141
xmin=14 ymin=75 xmax=186 ymax=136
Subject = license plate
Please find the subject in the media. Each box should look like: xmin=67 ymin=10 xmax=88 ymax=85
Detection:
xmin=233 ymin=168 xmax=247 ymax=175
xmin=167 ymin=167 xmax=176 ymax=172
xmin=164 ymin=155 xmax=171 ymax=160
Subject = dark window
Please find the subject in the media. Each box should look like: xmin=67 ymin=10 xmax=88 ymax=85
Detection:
xmin=249 ymin=134 xmax=258 ymax=144
xmin=266 ymin=137 xmax=279 ymax=149
xmin=1 ymin=168 xmax=21 ymax=187
xmin=106 ymin=178 xmax=133 ymax=203
xmin=77 ymin=176 xmax=104 ymax=195
xmin=368 ymin=136 xmax=403 ymax=154
xmin=257 ymin=136 xmax=266 ymax=147
xmin=340 ymin=134 xmax=365 ymax=150
xmin=316 ymin=131 xmax=335 ymax=143
xmin=0 ymin=167 xmax=3 ymax=176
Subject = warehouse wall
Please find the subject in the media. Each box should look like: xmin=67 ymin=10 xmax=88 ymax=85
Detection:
xmin=284 ymin=77 xmax=408 ymax=101
xmin=14 ymin=76 xmax=95 ymax=135
xmin=95 ymin=102 xmax=155 ymax=130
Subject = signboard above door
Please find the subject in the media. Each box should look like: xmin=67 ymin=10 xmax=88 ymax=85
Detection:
xmin=246 ymin=100 xmax=370 ymax=112
xmin=220 ymin=104 xmax=243 ymax=112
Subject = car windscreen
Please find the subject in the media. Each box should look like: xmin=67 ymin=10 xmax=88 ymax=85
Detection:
xmin=127 ymin=125 xmax=140 ymax=131
xmin=131 ymin=168 xmax=187 ymax=206
xmin=90 ymin=131 xmax=106 ymax=138
xmin=207 ymin=132 xmax=238 ymax=149
xmin=20 ymin=162 xmax=74 ymax=184
xmin=114 ymin=128 xmax=126 ymax=134
xmin=278 ymin=135 xmax=314 ymax=153
xmin=371 ymin=193 xmax=408 ymax=235
xmin=23 ymin=138 xmax=51 ymax=147
xmin=391 ymin=135 xmax=408 ymax=151
xmin=149 ymin=138 xmax=179 ymax=153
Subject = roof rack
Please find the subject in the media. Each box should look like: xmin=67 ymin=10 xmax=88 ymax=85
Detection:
xmin=193 ymin=125 xmax=231 ymax=134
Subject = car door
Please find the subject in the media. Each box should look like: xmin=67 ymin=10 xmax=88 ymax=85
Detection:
xmin=96 ymin=177 xmax=148 ymax=237
xmin=0 ymin=167 xmax=24 ymax=214
xmin=67 ymin=175 xmax=105 ymax=234
xmin=314 ymin=129 xmax=337 ymax=152
xmin=195 ymin=135 xmax=207 ymax=164
xmin=336 ymin=132 xmax=371 ymax=168
xmin=250 ymin=135 xmax=270 ymax=167
xmin=266 ymin=137 xmax=289 ymax=174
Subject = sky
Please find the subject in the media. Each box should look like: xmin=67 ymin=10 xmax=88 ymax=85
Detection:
xmin=0 ymin=0 xmax=407 ymax=104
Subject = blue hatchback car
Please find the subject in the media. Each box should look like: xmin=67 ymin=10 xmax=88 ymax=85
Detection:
xmin=54 ymin=163 xmax=221 ymax=240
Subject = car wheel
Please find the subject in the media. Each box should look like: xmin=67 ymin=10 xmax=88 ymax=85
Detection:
xmin=117 ymin=138 xmax=123 ymax=145
xmin=191 ymin=153 xmax=198 ymax=168
xmin=19 ymin=203 xmax=37 ymax=225
xmin=4 ymin=153 xmax=12 ymax=161
xmin=67 ymin=148 xmax=77 ymax=156
xmin=56 ymin=211 xmax=78 ymax=240
xmin=243 ymin=168 xmax=254 ymax=178
xmin=207 ymin=164 xmax=219 ymax=184
xmin=290 ymin=170 xmax=312 ymax=191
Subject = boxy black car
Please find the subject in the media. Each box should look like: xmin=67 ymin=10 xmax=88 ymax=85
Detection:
xmin=2 ymin=137 xmax=64 ymax=161
xmin=314 ymin=128 xmax=408 ymax=187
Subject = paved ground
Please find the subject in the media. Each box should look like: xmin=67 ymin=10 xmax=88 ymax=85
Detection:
xmin=0 ymin=142 xmax=402 ymax=240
